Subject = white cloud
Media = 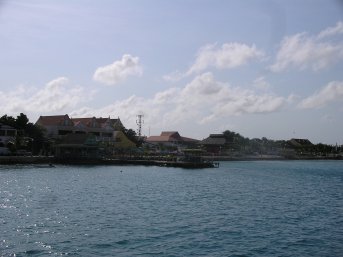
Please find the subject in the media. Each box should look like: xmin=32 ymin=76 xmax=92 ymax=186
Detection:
xmin=253 ymin=76 xmax=271 ymax=91
xmin=270 ymin=22 xmax=343 ymax=72
xmin=317 ymin=21 xmax=343 ymax=39
xmin=0 ymin=77 xmax=91 ymax=116
xmin=299 ymin=81 xmax=343 ymax=109
xmin=71 ymin=72 xmax=287 ymax=132
xmin=187 ymin=43 xmax=264 ymax=75
xmin=181 ymin=72 xmax=224 ymax=98
xmin=181 ymin=73 xmax=285 ymax=118
xmin=162 ymin=70 xmax=185 ymax=82
xmin=153 ymin=88 xmax=180 ymax=104
xmin=93 ymin=54 xmax=143 ymax=86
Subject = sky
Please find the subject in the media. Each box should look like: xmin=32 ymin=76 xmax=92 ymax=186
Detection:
xmin=0 ymin=0 xmax=343 ymax=144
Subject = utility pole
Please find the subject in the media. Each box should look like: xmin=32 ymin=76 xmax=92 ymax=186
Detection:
xmin=136 ymin=114 xmax=144 ymax=137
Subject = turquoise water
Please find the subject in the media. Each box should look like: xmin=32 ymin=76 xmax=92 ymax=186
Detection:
xmin=1 ymin=161 xmax=342 ymax=256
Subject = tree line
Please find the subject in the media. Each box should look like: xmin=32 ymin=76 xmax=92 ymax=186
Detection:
xmin=221 ymin=130 xmax=342 ymax=157
xmin=0 ymin=113 xmax=47 ymax=155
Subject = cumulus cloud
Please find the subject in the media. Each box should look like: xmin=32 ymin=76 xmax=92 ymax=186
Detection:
xmin=153 ymin=88 xmax=180 ymax=104
xmin=187 ymin=43 xmax=264 ymax=75
xmin=181 ymin=73 xmax=285 ymax=118
xmin=253 ymin=76 xmax=271 ymax=91
xmin=181 ymin=72 xmax=224 ymax=98
xmin=162 ymin=42 xmax=264 ymax=82
xmin=270 ymin=22 xmax=343 ymax=72
xmin=162 ymin=71 xmax=185 ymax=82
xmin=298 ymin=81 xmax=343 ymax=109
xmin=71 ymin=72 xmax=287 ymax=131
xmin=0 ymin=77 xmax=90 ymax=116
xmin=93 ymin=54 xmax=143 ymax=86
xmin=317 ymin=21 xmax=343 ymax=39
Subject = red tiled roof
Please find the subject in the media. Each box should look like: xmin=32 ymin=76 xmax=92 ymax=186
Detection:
xmin=71 ymin=118 xmax=98 ymax=127
xmin=72 ymin=117 xmax=119 ymax=127
xmin=146 ymin=136 xmax=171 ymax=142
xmin=146 ymin=131 xmax=199 ymax=143
xmin=181 ymin=136 xmax=199 ymax=143
xmin=160 ymin=131 xmax=179 ymax=137
xmin=36 ymin=115 xmax=71 ymax=126
xmin=36 ymin=115 xmax=120 ymax=129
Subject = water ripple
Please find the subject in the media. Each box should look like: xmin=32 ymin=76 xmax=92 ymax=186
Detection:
xmin=0 ymin=161 xmax=342 ymax=256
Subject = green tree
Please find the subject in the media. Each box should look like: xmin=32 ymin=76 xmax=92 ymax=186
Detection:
xmin=16 ymin=113 xmax=29 ymax=130
xmin=0 ymin=115 xmax=16 ymax=127
xmin=0 ymin=113 xmax=48 ymax=155
xmin=123 ymin=128 xmax=142 ymax=147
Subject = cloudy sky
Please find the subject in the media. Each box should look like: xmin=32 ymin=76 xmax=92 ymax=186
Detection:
xmin=1 ymin=0 xmax=343 ymax=144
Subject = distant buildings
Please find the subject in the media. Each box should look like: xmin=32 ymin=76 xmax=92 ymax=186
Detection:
xmin=200 ymin=134 xmax=227 ymax=154
xmin=146 ymin=131 xmax=199 ymax=151
xmin=0 ymin=123 xmax=17 ymax=155
xmin=36 ymin=115 xmax=124 ymax=139
xmin=287 ymin=138 xmax=313 ymax=148
xmin=36 ymin=114 xmax=135 ymax=158
xmin=54 ymin=133 xmax=99 ymax=159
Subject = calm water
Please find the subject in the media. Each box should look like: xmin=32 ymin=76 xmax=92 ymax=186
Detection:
xmin=0 ymin=161 xmax=342 ymax=257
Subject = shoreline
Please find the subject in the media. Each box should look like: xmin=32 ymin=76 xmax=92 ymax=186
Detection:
xmin=202 ymin=155 xmax=343 ymax=161
xmin=0 ymin=155 xmax=342 ymax=167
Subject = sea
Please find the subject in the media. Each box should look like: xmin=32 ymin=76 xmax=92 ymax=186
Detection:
xmin=0 ymin=160 xmax=342 ymax=257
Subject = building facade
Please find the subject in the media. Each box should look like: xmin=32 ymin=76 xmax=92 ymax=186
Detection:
xmin=0 ymin=123 xmax=17 ymax=145
xmin=36 ymin=115 xmax=136 ymax=156
xmin=36 ymin=115 xmax=124 ymax=140
xmin=0 ymin=123 xmax=17 ymax=154
xmin=200 ymin=134 xmax=227 ymax=154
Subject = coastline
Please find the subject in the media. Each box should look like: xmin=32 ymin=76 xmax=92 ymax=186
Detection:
xmin=0 ymin=155 xmax=342 ymax=167
xmin=0 ymin=156 xmax=54 ymax=165
xmin=0 ymin=156 xmax=216 ymax=168
xmin=203 ymin=155 xmax=343 ymax=161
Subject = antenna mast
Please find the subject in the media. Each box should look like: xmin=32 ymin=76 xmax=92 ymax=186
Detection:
xmin=136 ymin=114 xmax=144 ymax=137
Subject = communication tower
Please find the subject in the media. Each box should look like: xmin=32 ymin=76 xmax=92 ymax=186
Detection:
xmin=136 ymin=114 xmax=144 ymax=137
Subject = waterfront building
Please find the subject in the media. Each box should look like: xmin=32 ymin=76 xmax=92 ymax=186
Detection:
xmin=0 ymin=123 xmax=17 ymax=154
xmin=55 ymin=133 xmax=99 ymax=159
xmin=36 ymin=115 xmax=124 ymax=139
xmin=146 ymin=131 xmax=199 ymax=151
xmin=287 ymin=138 xmax=313 ymax=148
xmin=200 ymin=134 xmax=227 ymax=154
xmin=36 ymin=115 xmax=136 ymax=157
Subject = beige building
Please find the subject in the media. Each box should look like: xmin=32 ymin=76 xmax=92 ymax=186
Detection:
xmin=36 ymin=114 xmax=124 ymax=141
xmin=36 ymin=115 xmax=136 ymax=152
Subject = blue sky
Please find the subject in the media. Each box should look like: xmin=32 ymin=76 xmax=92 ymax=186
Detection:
xmin=1 ymin=0 xmax=343 ymax=144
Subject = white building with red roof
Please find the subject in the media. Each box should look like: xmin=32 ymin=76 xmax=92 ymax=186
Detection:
xmin=36 ymin=114 xmax=124 ymax=141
